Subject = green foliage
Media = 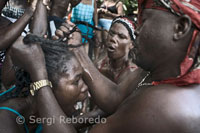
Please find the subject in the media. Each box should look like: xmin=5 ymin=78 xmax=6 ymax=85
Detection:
xmin=121 ymin=0 xmax=138 ymax=15
xmin=96 ymin=0 xmax=138 ymax=15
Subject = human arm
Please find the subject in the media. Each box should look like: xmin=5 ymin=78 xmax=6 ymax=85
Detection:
xmin=73 ymin=48 xmax=144 ymax=113
xmin=55 ymin=20 xmax=145 ymax=114
xmin=1 ymin=50 xmax=16 ymax=89
xmin=93 ymin=0 xmax=98 ymax=27
xmin=30 ymin=0 xmax=48 ymax=36
xmin=0 ymin=0 xmax=38 ymax=50
xmin=98 ymin=1 xmax=124 ymax=18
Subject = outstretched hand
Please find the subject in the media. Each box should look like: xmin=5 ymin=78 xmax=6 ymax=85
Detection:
xmin=9 ymin=37 xmax=48 ymax=82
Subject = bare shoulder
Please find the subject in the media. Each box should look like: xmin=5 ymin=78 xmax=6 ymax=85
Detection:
xmin=116 ymin=1 xmax=123 ymax=7
xmin=90 ymin=84 xmax=200 ymax=133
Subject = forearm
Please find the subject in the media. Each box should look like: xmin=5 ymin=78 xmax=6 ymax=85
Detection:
xmin=106 ymin=12 xmax=120 ymax=18
xmin=0 ymin=8 xmax=34 ymax=50
xmin=73 ymin=48 xmax=120 ymax=113
xmin=36 ymin=87 xmax=76 ymax=133
xmin=30 ymin=0 xmax=47 ymax=36
xmin=31 ymin=70 xmax=75 ymax=132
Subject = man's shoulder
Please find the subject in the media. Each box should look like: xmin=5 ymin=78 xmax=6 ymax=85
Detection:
xmin=90 ymin=84 xmax=200 ymax=133
xmin=117 ymin=84 xmax=200 ymax=132
xmin=143 ymin=84 xmax=200 ymax=110
xmin=138 ymin=84 xmax=200 ymax=130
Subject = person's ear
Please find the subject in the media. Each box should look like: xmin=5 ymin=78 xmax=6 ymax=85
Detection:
xmin=173 ymin=15 xmax=192 ymax=40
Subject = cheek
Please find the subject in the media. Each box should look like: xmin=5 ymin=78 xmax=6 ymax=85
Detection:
xmin=56 ymin=85 xmax=81 ymax=105
xmin=64 ymin=85 xmax=80 ymax=99
xmin=118 ymin=43 xmax=129 ymax=53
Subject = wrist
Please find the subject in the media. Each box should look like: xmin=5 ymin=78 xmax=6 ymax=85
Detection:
xmin=25 ymin=7 xmax=35 ymax=15
xmin=30 ymin=79 xmax=52 ymax=96
xmin=31 ymin=68 xmax=48 ymax=82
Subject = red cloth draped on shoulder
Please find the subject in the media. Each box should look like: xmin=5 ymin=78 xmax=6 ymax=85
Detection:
xmin=138 ymin=0 xmax=200 ymax=86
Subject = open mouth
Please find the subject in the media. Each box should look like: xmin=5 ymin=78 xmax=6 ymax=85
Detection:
xmin=107 ymin=46 xmax=116 ymax=52
xmin=74 ymin=101 xmax=83 ymax=111
xmin=73 ymin=92 xmax=88 ymax=111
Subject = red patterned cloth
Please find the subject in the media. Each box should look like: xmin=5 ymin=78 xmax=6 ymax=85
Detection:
xmin=138 ymin=0 xmax=200 ymax=86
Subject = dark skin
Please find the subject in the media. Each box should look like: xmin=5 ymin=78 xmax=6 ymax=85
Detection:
xmin=1 ymin=0 xmax=48 ymax=89
xmin=0 ymin=1 xmax=87 ymax=132
xmin=96 ymin=23 xmax=137 ymax=84
xmin=8 ymin=8 xmax=200 ymax=133
xmin=50 ymin=0 xmax=70 ymax=18
xmin=0 ymin=0 xmax=37 ymax=50
xmin=95 ymin=0 xmax=124 ymax=59
xmin=73 ymin=22 xmax=138 ymax=128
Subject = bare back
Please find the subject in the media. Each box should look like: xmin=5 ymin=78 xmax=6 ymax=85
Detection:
xmin=90 ymin=84 xmax=200 ymax=133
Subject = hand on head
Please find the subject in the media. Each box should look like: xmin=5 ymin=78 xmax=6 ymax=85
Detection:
xmin=9 ymin=37 xmax=47 ymax=81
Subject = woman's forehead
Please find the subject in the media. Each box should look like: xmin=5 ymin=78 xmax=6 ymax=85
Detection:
xmin=111 ymin=23 xmax=129 ymax=34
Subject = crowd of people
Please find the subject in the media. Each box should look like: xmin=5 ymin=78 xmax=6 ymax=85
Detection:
xmin=0 ymin=0 xmax=200 ymax=132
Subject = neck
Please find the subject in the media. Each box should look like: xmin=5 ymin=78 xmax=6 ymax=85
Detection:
xmin=109 ymin=56 xmax=128 ymax=70
xmin=149 ymin=64 xmax=180 ymax=82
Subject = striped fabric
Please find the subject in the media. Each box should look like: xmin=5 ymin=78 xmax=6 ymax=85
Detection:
xmin=71 ymin=0 xmax=95 ymax=43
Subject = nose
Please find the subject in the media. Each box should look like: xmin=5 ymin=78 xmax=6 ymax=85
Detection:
xmin=108 ymin=34 xmax=118 ymax=47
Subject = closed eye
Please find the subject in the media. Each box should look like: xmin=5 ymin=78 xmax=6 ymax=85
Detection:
xmin=72 ymin=74 xmax=81 ymax=85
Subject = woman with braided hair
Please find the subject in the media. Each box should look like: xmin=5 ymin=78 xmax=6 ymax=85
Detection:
xmin=0 ymin=34 xmax=89 ymax=132
xmin=19 ymin=0 xmax=200 ymax=131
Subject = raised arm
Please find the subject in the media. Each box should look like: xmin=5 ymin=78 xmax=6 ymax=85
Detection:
xmin=73 ymin=47 xmax=145 ymax=113
xmin=55 ymin=20 xmax=145 ymax=113
xmin=0 ymin=0 xmax=38 ymax=50
xmin=30 ymin=0 xmax=48 ymax=36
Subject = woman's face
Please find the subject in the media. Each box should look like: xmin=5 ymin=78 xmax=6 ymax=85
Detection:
xmin=107 ymin=23 xmax=133 ymax=60
xmin=53 ymin=56 xmax=88 ymax=109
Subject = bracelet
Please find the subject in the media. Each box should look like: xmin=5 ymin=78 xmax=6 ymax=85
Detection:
xmin=30 ymin=80 xmax=52 ymax=96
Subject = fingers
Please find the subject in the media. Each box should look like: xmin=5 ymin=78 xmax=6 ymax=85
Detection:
xmin=55 ymin=29 xmax=64 ymax=38
xmin=52 ymin=35 xmax=59 ymax=40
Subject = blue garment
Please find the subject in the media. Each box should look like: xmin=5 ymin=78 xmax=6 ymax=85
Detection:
xmin=35 ymin=124 xmax=42 ymax=133
xmin=71 ymin=0 xmax=95 ymax=43
xmin=98 ymin=18 xmax=112 ymax=31
xmin=0 ymin=107 xmax=29 ymax=133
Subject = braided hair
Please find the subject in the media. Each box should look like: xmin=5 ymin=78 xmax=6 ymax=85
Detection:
xmin=0 ymin=34 xmax=80 ymax=102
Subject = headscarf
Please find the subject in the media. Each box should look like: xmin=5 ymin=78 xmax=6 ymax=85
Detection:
xmin=111 ymin=16 xmax=136 ymax=41
xmin=138 ymin=0 xmax=200 ymax=86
